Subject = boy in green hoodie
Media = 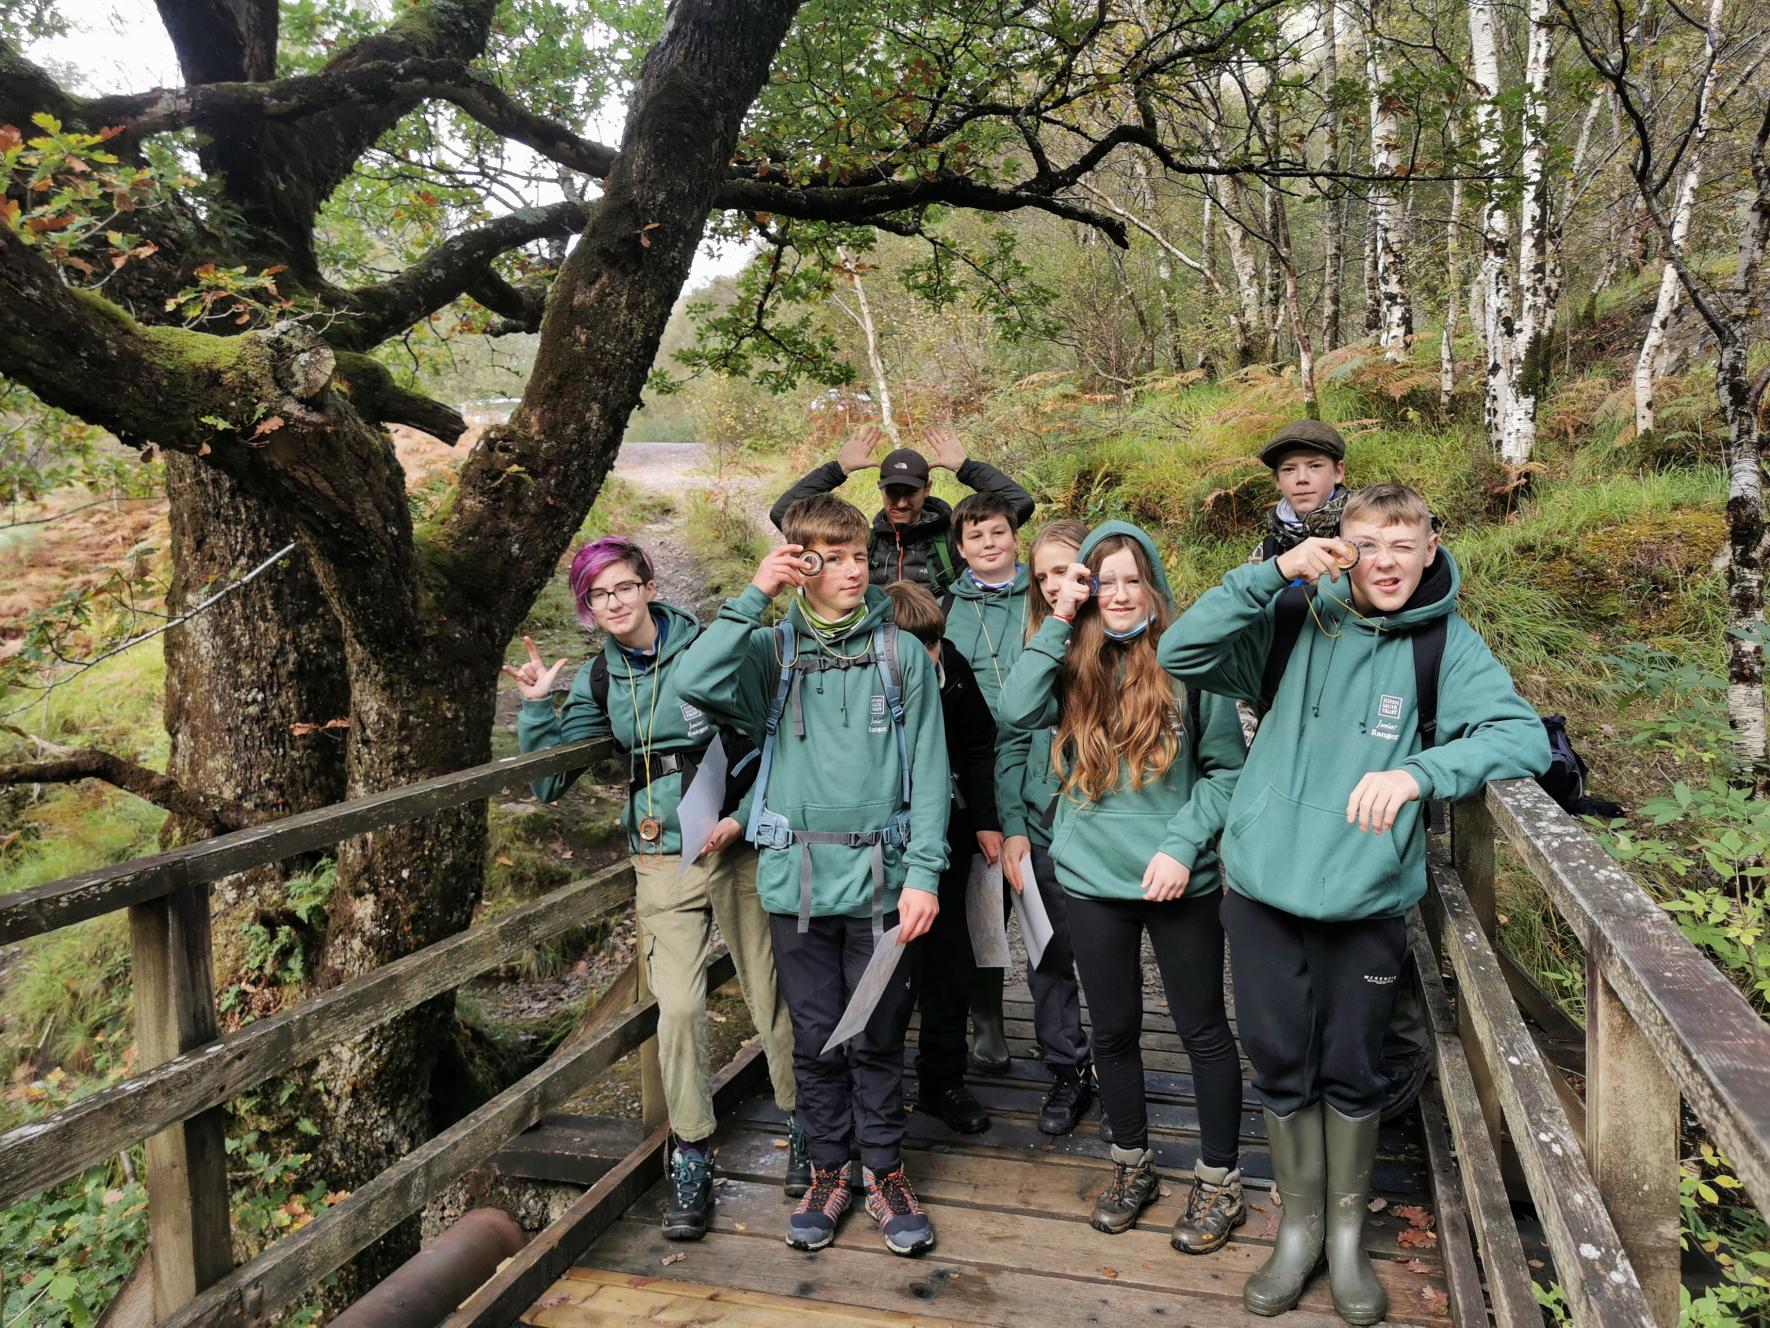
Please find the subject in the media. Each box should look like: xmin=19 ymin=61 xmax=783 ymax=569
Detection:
xmin=1160 ymin=484 xmax=1549 ymax=1324
xmin=506 ymin=537 xmax=800 ymax=1243
xmin=675 ymin=494 xmax=950 ymax=1258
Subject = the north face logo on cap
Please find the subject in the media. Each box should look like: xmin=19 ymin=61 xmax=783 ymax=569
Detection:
xmin=892 ymin=461 xmax=909 ymax=470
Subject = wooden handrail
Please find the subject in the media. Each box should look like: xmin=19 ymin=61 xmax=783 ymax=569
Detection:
xmin=0 ymin=864 xmax=636 ymax=1208
xmin=0 ymin=738 xmax=609 ymax=944
xmin=1483 ymin=778 xmax=1770 ymax=1207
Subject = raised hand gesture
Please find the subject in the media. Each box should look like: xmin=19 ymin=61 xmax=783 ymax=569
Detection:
xmin=502 ymin=635 xmax=569 ymax=702
xmin=751 ymin=543 xmax=811 ymax=598
xmin=1051 ymin=561 xmax=1093 ymax=620
xmin=1274 ymin=536 xmax=1358 ymax=587
xmin=924 ymin=421 xmax=967 ymax=471
xmin=836 ymin=424 xmax=883 ymax=475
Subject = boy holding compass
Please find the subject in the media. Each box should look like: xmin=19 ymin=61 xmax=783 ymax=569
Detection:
xmin=506 ymin=537 xmax=800 ymax=1243
xmin=1161 ymin=485 xmax=1547 ymax=1324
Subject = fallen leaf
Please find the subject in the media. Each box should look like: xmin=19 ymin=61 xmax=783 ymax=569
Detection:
xmin=1398 ymin=1228 xmax=1438 ymax=1249
xmin=495 ymin=856 xmax=513 ymax=866
xmin=1368 ymin=1197 xmax=1388 ymax=1213
xmin=773 ymin=1138 xmax=789 ymax=1149
xmin=1406 ymin=1258 xmax=1433 ymax=1275
xmin=1100 ymin=1267 xmax=1118 ymax=1279
xmin=1395 ymin=1205 xmax=1435 ymax=1230
xmin=627 ymin=1275 xmax=661 ymax=1288
xmin=533 ymin=1294 xmax=570 ymax=1309
xmin=1421 ymin=1285 xmax=1449 ymax=1314
xmin=734 ymin=1222 xmax=748 ymax=1232
xmin=1262 ymin=1210 xmax=1280 ymax=1239
xmin=661 ymin=1252 xmax=687 ymax=1266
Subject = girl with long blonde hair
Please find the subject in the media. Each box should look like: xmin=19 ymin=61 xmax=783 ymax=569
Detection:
xmin=997 ymin=520 xmax=1247 ymax=1254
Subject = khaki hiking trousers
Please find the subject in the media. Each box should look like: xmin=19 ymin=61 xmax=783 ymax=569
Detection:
xmin=632 ymin=844 xmax=797 ymax=1141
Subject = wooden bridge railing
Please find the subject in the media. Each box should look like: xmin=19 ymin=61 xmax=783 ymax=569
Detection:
xmin=1421 ymin=779 xmax=1770 ymax=1328
xmin=0 ymin=738 xmax=724 ymax=1327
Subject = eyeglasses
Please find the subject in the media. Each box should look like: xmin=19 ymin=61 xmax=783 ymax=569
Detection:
xmin=585 ymin=580 xmax=645 ymax=609
xmin=1093 ymin=577 xmax=1142 ymax=599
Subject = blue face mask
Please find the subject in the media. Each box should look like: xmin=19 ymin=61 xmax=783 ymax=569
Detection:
xmin=1103 ymin=615 xmax=1153 ymax=641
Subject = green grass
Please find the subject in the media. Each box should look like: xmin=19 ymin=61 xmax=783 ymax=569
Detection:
xmin=683 ymin=491 xmax=770 ymax=603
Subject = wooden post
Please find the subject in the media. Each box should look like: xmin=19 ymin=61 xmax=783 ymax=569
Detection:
xmin=1452 ymin=797 xmax=1507 ymax=1163
xmin=634 ymin=925 xmax=666 ymax=1133
xmin=1586 ymin=960 xmax=1681 ymax=1327
xmin=130 ymin=885 xmax=234 ymax=1317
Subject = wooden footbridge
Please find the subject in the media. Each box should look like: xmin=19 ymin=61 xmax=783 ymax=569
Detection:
xmin=4 ymin=738 xmax=1769 ymax=1327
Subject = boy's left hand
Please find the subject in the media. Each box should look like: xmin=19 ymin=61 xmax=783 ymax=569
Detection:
xmin=1347 ymin=769 xmax=1421 ymax=833
xmin=1141 ymin=851 xmax=1190 ymax=901
xmin=897 ymin=887 xmax=939 ymax=943
xmin=701 ymin=817 xmax=743 ymax=856
xmin=975 ymin=829 xmax=1003 ymax=865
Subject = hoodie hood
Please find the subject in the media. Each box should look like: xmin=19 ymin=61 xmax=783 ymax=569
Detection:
xmin=602 ymin=601 xmax=700 ymax=681
xmin=1079 ymin=519 xmax=1175 ymax=612
xmin=947 ymin=561 xmax=1031 ymax=600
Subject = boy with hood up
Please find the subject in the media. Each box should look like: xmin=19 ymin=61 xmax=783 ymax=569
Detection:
xmin=769 ymin=422 xmax=1034 ymax=597
xmin=507 ymin=537 xmax=801 ymax=1243
xmin=1160 ymin=484 xmax=1549 ymax=1324
xmin=676 ymin=494 xmax=952 ymax=1258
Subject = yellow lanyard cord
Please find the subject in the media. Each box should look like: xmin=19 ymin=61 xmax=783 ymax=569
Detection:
xmin=623 ymin=659 xmax=663 ymax=850
xmin=1306 ymin=584 xmax=1387 ymax=640
xmin=968 ymin=587 xmax=1027 ymax=693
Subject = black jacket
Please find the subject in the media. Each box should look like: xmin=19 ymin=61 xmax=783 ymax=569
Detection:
xmin=769 ymin=457 xmax=1035 ymax=597
xmin=935 ymin=644 xmax=1000 ymax=833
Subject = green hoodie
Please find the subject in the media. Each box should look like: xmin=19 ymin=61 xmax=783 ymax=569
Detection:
xmin=517 ymin=602 xmax=749 ymax=856
xmin=1158 ymin=549 xmax=1550 ymax=921
xmin=944 ymin=564 xmax=1031 ymax=721
xmin=995 ymin=723 xmax=1061 ymax=849
xmin=673 ymin=583 xmax=951 ymax=920
xmin=997 ymin=521 xmax=1246 ymax=901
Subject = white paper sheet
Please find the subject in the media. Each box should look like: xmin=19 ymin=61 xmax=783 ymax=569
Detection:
xmin=821 ymin=925 xmax=908 ymax=1053
xmin=966 ymin=854 xmax=1011 ymax=969
xmin=1009 ymin=863 xmax=1054 ymax=969
xmin=674 ymin=733 xmax=727 ymax=877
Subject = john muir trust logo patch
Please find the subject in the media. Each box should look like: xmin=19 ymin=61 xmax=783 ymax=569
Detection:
xmin=1372 ymin=693 xmax=1405 ymax=742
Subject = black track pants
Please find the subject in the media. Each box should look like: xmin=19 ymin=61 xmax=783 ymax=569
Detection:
xmin=1220 ymin=888 xmax=1407 ymax=1118
xmin=1065 ymin=889 xmax=1242 ymax=1166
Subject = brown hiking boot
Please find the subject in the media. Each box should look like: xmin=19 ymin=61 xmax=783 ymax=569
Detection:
xmin=1171 ymin=1159 xmax=1248 ymax=1254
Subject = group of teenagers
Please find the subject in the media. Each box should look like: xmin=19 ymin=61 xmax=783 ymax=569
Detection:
xmin=506 ymin=418 xmax=1551 ymax=1324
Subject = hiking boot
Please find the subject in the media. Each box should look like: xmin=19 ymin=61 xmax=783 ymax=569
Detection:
xmin=967 ymin=973 xmax=1012 ymax=1075
xmin=661 ymin=1143 xmax=713 ymax=1241
xmin=785 ymin=1162 xmax=852 ymax=1252
xmin=1324 ymin=1106 xmax=1388 ymax=1326
xmin=1244 ymin=1104 xmax=1326 ymax=1317
xmin=784 ymin=1114 xmax=812 ymax=1198
xmin=1171 ymin=1159 xmax=1248 ymax=1254
xmin=922 ymin=1082 xmax=990 ymax=1135
xmin=1098 ymin=1109 xmax=1115 ymax=1144
xmin=863 ymin=1164 xmax=935 ymax=1255
xmin=1038 ymin=1066 xmax=1093 ymax=1136
xmin=1089 ymin=1144 xmax=1159 ymax=1234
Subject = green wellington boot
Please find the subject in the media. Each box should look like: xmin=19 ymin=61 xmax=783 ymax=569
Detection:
xmin=1243 ymin=1104 xmax=1326 ymax=1317
xmin=1324 ymin=1106 xmax=1388 ymax=1326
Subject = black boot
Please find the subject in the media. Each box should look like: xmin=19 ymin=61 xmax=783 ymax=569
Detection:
xmin=1038 ymin=1065 xmax=1093 ymax=1136
xmin=1243 ymin=1105 xmax=1326 ymax=1316
xmin=968 ymin=969 xmax=1011 ymax=1074
xmin=1324 ymin=1106 xmax=1387 ymax=1326
xmin=921 ymin=1082 xmax=990 ymax=1134
xmin=661 ymin=1141 xmax=713 ymax=1241
xmin=784 ymin=1114 xmax=812 ymax=1198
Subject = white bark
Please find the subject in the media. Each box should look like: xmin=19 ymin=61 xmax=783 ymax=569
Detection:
xmin=1503 ymin=0 xmax=1559 ymax=464
xmin=1440 ymin=174 xmax=1465 ymax=408
xmin=1469 ymin=0 xmax=1516 ymax=454
xmin=1224 ymin=181 xmax=1264 ymax=365
xmin=1320 ymin=0 xmax=1345 ymax=349
xmin=1634 ymin=0 xmax=1724 ymax=436
xmin=1366 ymin=11 xmax=1412 ymax=360
xmin=831 ymin=247 xmax=899 ymax=443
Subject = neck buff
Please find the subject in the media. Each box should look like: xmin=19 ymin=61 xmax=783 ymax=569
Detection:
xmin=798 ymin=594 xmax=867 ymax=645
xmin=1103 ymin=615 xmax=1153 ymax=641
xmin=1268 ymin=485 xmax=1350 ymax=552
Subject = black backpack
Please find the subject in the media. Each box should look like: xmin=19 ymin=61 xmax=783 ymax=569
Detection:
xmin=1256 ymin=586 xmax=1618 ymax=818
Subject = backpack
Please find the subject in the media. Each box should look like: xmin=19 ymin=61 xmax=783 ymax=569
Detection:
xmin=1255 ymin=587 xmax=1616 ymax=818
xmin=745 ymin=620 xmax=913 ymax=937
xmin=588 ymin=653 xmax=759 ymax=812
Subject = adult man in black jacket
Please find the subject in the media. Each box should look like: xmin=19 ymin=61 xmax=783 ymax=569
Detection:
xmin=770 ymin=423 xmax=1034 ymax=598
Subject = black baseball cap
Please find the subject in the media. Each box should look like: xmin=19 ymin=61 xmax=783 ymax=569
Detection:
xmin=1258 ymin=420 xmax=1347 ymax=467
xmin=877 ymin=448 xmax=931 ymax=490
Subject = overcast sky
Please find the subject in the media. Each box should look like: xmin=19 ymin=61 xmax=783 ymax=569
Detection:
xmin=28 ymin=2 xmax=748 ymax=284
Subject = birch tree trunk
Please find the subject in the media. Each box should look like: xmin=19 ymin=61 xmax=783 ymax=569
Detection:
xmin=1440 ymin=174 xmax=1465 ymax=409
xmin=832 ymin=246 xmax=900 ymax=442
xmin=1319 ymin=0 xmax=1345 ymax=351
xmin=1224 ymin=179 xmax=1265 ymax=366
xmin=1633 ymin=2 xmax=1722 ymax=436
xmin=1503 ymin=0 xmax=1559 ymax=463
xmin=1469 ymin=0 xmax=1516 ymax=453
xmin=1365 ymin=11 xmax=1413 ymax=360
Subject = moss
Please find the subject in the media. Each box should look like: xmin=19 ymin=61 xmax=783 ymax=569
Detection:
xmin=1528 ymin=507 xmax=1725 ymax=644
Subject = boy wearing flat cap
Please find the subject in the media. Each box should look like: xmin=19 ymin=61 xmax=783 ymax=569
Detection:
xmin=1252 ymin=420 xmax=1351 ymax=563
